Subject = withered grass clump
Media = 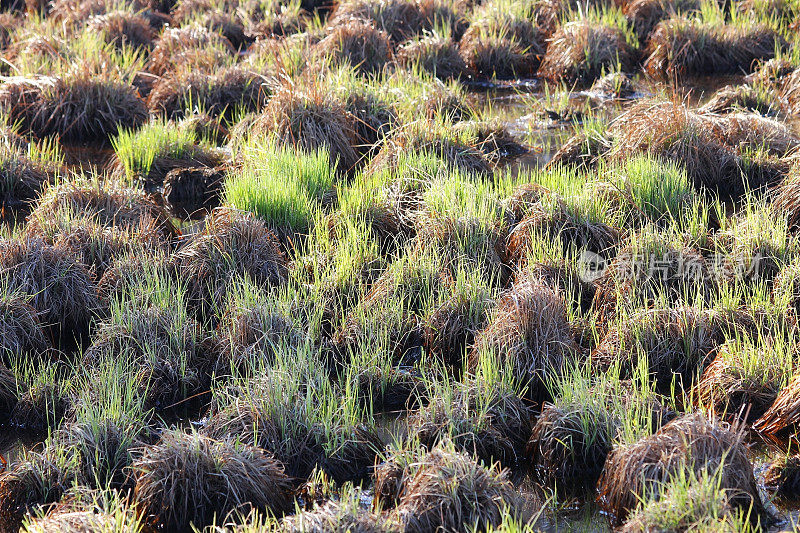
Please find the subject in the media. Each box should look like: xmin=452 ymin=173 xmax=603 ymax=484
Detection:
xmin=396 ymin=35 xmax=467 ymax=79
xmin=505 ymin=202 xmax=620 ymax=263
xmin=26 ymin=181 xmax=177 ymax=239
xmin=251 ymin=87 xmax=359 ymax=174
xmin=313 ymin=19 xmax=392 ymax=75
xmin=180 ymin=112 xmax=229 ymax=146
xmin=284 ymin=500 xmax=396 ymax=533
xmin=527 ymin=402 xmax=613 ymax=499
xmin=0 ymin=75 xmax=148 ymax=142
xmin=389 ymin=446 xmax=522 ymax=532
xmin=772 ymin=167 xmax=800 ymax=232
xmin=700 ymin=84 xmax=779 ymax=116
xmin=0 ymin=146 xmax=60 ymax=220
xmin=408 ymin=384 xmax=533 ymax=469
xmin=148 ymin=67 xmax=272 ymax=121
xmin=610 ymin=100 xmax=783 ymax=197
xmin=423 ymin=291 xmax=493 ymax=368
xmin=589 ymin=72 xmax=636 ymax=99
xmin=369 ymin=127 xmax=492 ymax=178
xmin=84 ymin=305 xmax=214 ymax=411
xmin=0 ymin=450 xmax=75 ymax=527
xmin=10 ymin=383 xmax=71 ymax=430
xmin=597 ymin=412 xmax=763 ymax=527
xmin=172 ymin=208 xmax=288 ymax=313
xmin=538 ymin=20 xmax=637 ymax=85
xmin=329 ymin=0 xmax=432 ymax=43
xmin=0 ymin=293 xmax=49 ymax=363
xmin=754 ymin=375 xmax=800 ymax=440
xmin=147 ymin=26 xmax=236 ymax=77
xmin=591 ymin=307 xmax=726 ymax=394
xmin=344 ymin=91 xmax=397 ymax=160
xmin=643 ymin=17 xmax=783 ymax=78
xmin=695 ymin=342 xmax=786 ymax=424
xmin=86 ymin=10 xmax=157 ymax=49
xmin=623 ymin=0 xmax=701 ymax=42
xmin=547 ymin=129 xmax=612 ymax=170
xmin=764 ymin=454 xmax=800 ymax=501
xmin=469 ymin=275 xmax=577 ymax=403
xmin=131 ymin=431 xmax=293 ymax=532
xmin=0 ymin=238 xmax=99 ymax=343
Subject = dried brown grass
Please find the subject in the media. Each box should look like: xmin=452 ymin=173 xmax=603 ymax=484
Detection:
xmin=597 ymin=412 xmax=763 ymax=526
xmin=132 ymin=431 xmax=293 ymax=531
xmin=754 ymin=374 xmax=800 ymax=440
xmin=397 ymin=35 xmax=467 ymax=79
xmin=313 ymin=19 xmax=393 ymax=75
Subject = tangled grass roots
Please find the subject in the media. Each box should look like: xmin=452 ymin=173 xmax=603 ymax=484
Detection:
xmin=527 ymin=402 xmax=613 ymax=499
xmin=255 ymin=88 xmax=359 ymax=174
xmin=695 ymin=345 xmax=783 ymax=424
xmin=132 ymin=431 xmax=293 ymax=532
xmin=314 ymin=19 xmax=393 ymax=75
xmin=0 ymin=239 xmax=99 ymax=342
xmin=163 ymin=167 xmax=224 ymax=219
xmin=764 ymin=454 xmax=800 ymax=501
xmin=392 ymin=447 xmax=522 ymax=533
xmin=597 ymin=413 xmax=763 ymax=527
xmin=611 ymin=100 xmax=789 ymax=197
xmin=173 ymin=208 xmax=288 ymax=313
xmin=505 ymin=202 xmax=620 ymax=264
xmin=87 ymin=10 xmax=156 ymax=49
xmin=0 ymin=76 xmax=148 ymax=142
xmin=409 ymin=387 xmax=533 ymax=469
xmin=754 ymin=375 xmax=800 ymax=439
xmin=643 ymin=17 xmax=783 ymax=78
xmin=591 ymin=307 xmax=726 ymax=394
xmin=26 ymin=181 xmax=177 ymax=239
xmin=700 ymin=84 xmax=778 ymax=116
xmin=397 ymin=35 xmax=467 ymax=79
xmin=538 ymin=20 xmax=637 ymax=85
xmin=469 ymin=275 xmax=577 ymax=404
xmin=148 ymin=67 xmax=272 ymax=121
xmin=0 ymin=293 xmax=49 ymax=362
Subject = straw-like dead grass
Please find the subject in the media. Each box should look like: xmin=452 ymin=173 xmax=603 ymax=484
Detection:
xmin=162 ymin=166 xmax=224 ymax=219
xmin=172 ymin=208 xmax=288 ymax=314
xmin=313 ymin=19 xmax=392 ymax=75
xmin=148 ymin=67 xmax=272 ymax=121
xmin=597 ymin=412 xmax=763 ymax=526
xmin=86 ymin=10 xmax=156 ymax=49
xmin=147 ymin=26 xmax=236 ymax=77
xmin=539 ymin=20 xmax=637 ymax=85
xmin=469 ymin=274 xmax=577 ymax=404
xmin=132 ymin=431 xmax=293 ymax=532
xmin=0 ymin=75 xmax=148 ymax=142
xmin=397 ymin=35 xmax=467 ymax=79
xmin=644 ymin=17 xmax=783 ymax=78
xmin=764 ymin=454 xmax=800 ymax=501
xmin=754 ymin=375 xmax=800 ymax=440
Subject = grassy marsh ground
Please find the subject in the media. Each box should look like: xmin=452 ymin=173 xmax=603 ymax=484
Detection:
xmin=2 ymin=0 xmax=800 ymax=531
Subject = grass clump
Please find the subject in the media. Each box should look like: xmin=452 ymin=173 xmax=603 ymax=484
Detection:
xmin=0 ymin=74 xmax=147 ymax=142
xmin=397 ymin=34 xmax=467 ymax=80
xmin=112 ymin=120 xmax=222 ymax=192
xmin=148 ymin=66 xmax=273 ymax=121
xmin=131 ymin=430 xmax=293 ymax=532
xmin=147 ymin=26 xmax=235 ymax=77
xmin=86 ymin=10 xmax=157 ymax=50
xmin=469 ymin=273 xmax=577 ymax=404
xmin=225 ymin=141 xmax=336 ymax=238
xmin=597 ymin=412 xmax=763 ymax=527
xmin=643 ymin=16 xmax=784 ymax=78
xmin=538 ymin=15 xmax=638 ymax=85
xmin=312 ymin=19 xmax=393 ymax=75
xmin=377 ymin=443 xmax=524 ymax=532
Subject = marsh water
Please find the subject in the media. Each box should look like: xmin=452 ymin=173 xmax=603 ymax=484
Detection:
xmin=2 ymin=74 xmax=800 ymax=531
